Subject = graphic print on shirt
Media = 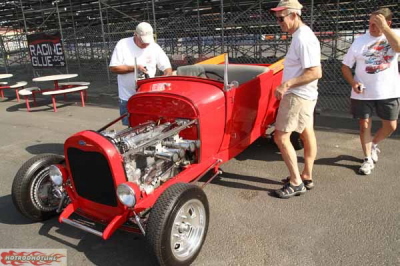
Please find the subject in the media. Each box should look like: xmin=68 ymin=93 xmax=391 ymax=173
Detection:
xmin=363 ymin=40 xmax=394 ymax=74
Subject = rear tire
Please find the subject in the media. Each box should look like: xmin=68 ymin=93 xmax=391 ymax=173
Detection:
xmin=146 ymin=183 xmax=209 ymax=266
xmin=269 ymin=131 xmax=304 ymax=151
xmin=290 ymin=132 xmax=304 ymax=151
xmin=11 ymin=154 xmax=65 ymax=222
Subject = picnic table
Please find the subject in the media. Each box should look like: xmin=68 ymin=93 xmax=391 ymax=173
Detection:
xmin=31 ymin=74 xmax=88 ymax=112
xmin=0 ymin=74 xmax=27 ymax=101
xmin=32 ymin=74 xmax=78 ymax=90
xmin=0 ymin=74 xmax=13 ymax=95
xmin=0 ymin=74 xmax=13 ymax=79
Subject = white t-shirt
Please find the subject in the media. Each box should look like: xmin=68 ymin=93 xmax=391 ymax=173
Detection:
xmin=109 ymin=37 xmax=172 ymax=101
xmin=342 ymin=30 xmax=400 ymax=100
xmin=283 ymin=25 xmax=321 ymax=100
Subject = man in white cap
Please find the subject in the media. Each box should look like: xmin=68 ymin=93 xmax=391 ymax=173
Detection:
xmin=270 ymin=0 xmax=322 ymax=198
xmin=109 ymin=22 xmax=172 ymax=126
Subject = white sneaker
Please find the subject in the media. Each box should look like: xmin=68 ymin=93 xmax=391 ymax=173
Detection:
xmin=359 ymin=159 xmax=375 ymax=175
xmin=371 ymin=145 xmax=380 ymax=163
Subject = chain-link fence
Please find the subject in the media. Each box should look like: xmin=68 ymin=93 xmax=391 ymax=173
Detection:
xmin=0 ymin=0 xmax=399 ymax=113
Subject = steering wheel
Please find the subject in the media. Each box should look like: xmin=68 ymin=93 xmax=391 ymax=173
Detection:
xmin=204 ymin=71 xmax=224 ymax=81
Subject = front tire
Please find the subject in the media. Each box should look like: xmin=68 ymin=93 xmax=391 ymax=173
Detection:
xmin=146 ymin=183 xmax=209 ymax=266
xmin=11 ymin=154 xmax=65 ymax=222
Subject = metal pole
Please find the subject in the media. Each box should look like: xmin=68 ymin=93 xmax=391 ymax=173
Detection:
xmin=197 ymin=0 xmax=202 ymax=59
xmin=19 ymin=0 xmax=29 ymax=34
xmin=99 ymin=1 xmax=111 ymax=88
xmin=310 ymin=0 xmax=314 ymax=30
xmin=0 ymin=36 xmax=8 ymax=73
xmin=106 ymin=8 xmax=110 ymax=46
xmin=220 ymin=0 xmax=225 ymax=54
xmin=151 ymin=0 xmax=157 ymax=34
xmin=69 ymin=0 xmax=81 ymax=75
xmin=19 ymin=0 xmax=31 ymax=75
xmin=258 ymin=0 xmax=262 ymax=60
xmin=333 ymin=0 xmax=340 ymax=59
xmin=99 ymin=1 xmax=137 ymax=22
xmin=106 ymin=7 xmax=112 ymax=61
xmin=56 ymin=1 xmax=69 ymax=73
xmin=146 ymin=0 xmax=149 ymax=21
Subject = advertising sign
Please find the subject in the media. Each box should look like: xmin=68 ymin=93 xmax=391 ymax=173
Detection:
xmin=27 ymin=32 xmax=66 ymax=68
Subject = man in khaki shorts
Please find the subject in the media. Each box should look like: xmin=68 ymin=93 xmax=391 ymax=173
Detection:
xmin=270 ymin=0 xmax=322 ymax=199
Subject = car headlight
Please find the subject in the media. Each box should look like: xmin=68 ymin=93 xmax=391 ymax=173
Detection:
xmin=116 ymin=183 xmax=136 ymax=207
xmin=49 ymin=165 xmax=63 ymax=186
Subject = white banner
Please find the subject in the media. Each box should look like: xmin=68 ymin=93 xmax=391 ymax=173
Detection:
xmin=0 ymin=249 xmax=67 ymax=266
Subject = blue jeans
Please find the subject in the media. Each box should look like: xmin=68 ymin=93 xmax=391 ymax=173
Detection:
xmin=119 ymin=99 xmax=129 ymax=126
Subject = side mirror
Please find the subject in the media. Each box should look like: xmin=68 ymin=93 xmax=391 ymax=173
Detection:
xmin=226 ymin=80 xmax=239 ymax=91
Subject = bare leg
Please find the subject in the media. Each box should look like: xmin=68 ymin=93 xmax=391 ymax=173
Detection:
xmin=300 ymin=125 xmax=317 ymax=181
xmin=359 ymin=118 xmax=372 ymax=158
xmin=274 ymin=130 xmax=302 ymax=186
xmin=372 ymin=119 xmax=397 ymax=145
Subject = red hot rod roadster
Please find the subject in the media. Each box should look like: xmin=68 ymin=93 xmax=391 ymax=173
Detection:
xmin=12 ymin=55 xmax=288 ymax=266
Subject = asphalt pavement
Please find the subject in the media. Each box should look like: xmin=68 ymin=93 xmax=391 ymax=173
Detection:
xmin=0 ymin=93 xmax=399 ymax=266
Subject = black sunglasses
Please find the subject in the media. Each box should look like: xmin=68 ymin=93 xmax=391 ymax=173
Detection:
xmin=276 ymin=13 xmax=292 ymax=22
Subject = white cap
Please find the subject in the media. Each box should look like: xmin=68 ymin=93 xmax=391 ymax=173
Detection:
xmin=135 ymin=22 xmax=154 ymax=44
xmin=271 ymin=0 xmax=303 ymax=12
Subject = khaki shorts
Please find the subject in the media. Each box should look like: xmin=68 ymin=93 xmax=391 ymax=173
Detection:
xmin=275 ymin=93 xmax=317 ymax=133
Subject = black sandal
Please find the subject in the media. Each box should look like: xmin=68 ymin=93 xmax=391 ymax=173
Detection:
xmin=275 ymin=182 xmax=306 ymax=199
xmin=282 ymin=177 xmax=314 ymax=190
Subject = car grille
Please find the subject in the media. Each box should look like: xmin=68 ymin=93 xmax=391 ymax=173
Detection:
xmin=67 ymin=147 xmax=118 ymax=207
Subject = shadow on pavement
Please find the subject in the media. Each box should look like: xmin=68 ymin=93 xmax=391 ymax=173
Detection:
xmin=210 ymin=135 xmax=363 ymax=195
xmin=0 ymin=195 xmax=34 ymax=225
xmin=38 ymin=220 xmax=154 ymax=265
xmin=314 ymin=155 xmax=361 ymax=174
xmin=26 ymin=143 xmax=64 ymax=155
xmin=0 ymin=192 xmax=154 ymax=265
xmin=198 ymin=140 xmax=283 ymax=195
xmin=0 ymin=98 xmax=15 ymax=103
xmin=0 ymin=201 xmax=154 ymax=266
xmin=235 ymin=137 xmax=281 ymax=162
xmin=85 ymin=95 xmax=119 ymax=110
xmin=5 ymin=100 xmax=73 ymax=113
xmin=210 ymin=171 xmax=280 ymax=194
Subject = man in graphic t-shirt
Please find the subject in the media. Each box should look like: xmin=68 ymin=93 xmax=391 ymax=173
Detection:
xmin=109 ymin=22 xmax=172 ymax=126
xmin=271 ymin=0 xmax=322 ymax=199
xmin=342 ymin=8 xmax=400 ymax=175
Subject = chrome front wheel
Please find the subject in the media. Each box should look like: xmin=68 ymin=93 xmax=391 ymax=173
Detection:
xmin=146 ymin=183 xmax=209 ymax=266
xmin=31 ymin=167 xmax=60 ymax=212
xmin=170 ymin=198 xmax=207 ymax=261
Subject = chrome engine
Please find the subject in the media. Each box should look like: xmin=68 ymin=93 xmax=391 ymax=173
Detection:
xmin=101 ymin=119 xmax=199 ymax=194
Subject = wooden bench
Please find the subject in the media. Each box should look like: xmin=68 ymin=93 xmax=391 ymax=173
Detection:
xmin=18 ymin=87 xmax=41 ymax=112
xmin=0 ymin=81 xmax=28 ymax=102
xmin=42 ymin=85 xmax=88 ymax=112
